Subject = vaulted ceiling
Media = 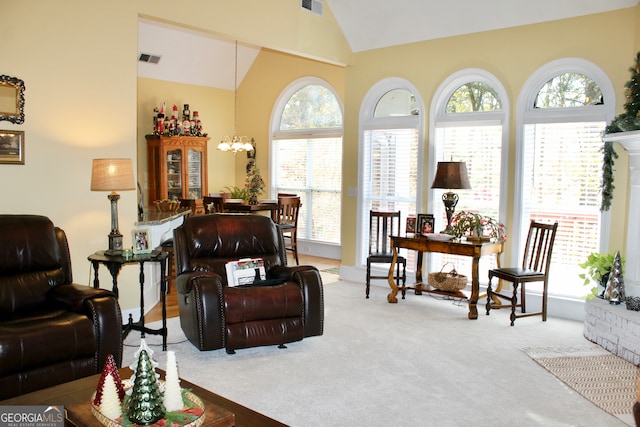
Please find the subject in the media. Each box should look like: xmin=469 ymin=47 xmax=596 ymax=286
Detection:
xmin=138 ymin=0 xmax=639 ymax=90
xmin=327 ymin=0 xmax=638 ymax=52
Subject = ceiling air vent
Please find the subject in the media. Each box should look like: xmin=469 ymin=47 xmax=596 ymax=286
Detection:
xmin=301 ymin=0 xmax=323 ymax=16
xmin=138 ymin=53 xmax=161 ymax=64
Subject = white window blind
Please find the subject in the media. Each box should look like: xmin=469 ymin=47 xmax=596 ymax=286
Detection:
xmin=361 ymin=127 xmax=419 ymax=265
xmin=432 ymin=124 xmax=503 ymax=276
xmin=272 ymin=136 xmax=342 ymax=244
xmin=522 ymin=121 xmax=604 ymax=297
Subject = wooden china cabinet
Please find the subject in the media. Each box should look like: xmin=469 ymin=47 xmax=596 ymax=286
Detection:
xmin=146 ymin=135 xmax=210 ymax=212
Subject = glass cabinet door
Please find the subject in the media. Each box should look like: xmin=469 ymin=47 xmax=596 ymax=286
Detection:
xmin=167 ymin=149 xmax=183 ymax=200
xmin=187 ymin=148 xmax=203 ymax=199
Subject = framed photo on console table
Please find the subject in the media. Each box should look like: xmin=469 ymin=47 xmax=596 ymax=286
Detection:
xmin=417 ymin=214 xmax=434 ymax=236
xmin=0 ymin=130 xmax=24 ymax=165
xmin=132 ymin=228 xmax=152 ymax=254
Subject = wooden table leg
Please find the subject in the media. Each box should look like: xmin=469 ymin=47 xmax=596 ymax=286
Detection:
xmin=387 ymin=244 xmax=399 ymax=303
xmin=479 ymin=252 xmax=503 ymax=306
xmin=468 ymin=256 xmax=480 ymax=319
xmin=414 ymin=251 xmax=424 ymax=295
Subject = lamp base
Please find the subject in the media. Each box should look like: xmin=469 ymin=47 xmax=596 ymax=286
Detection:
xmin=107 ymin=232 xmax=123 ymax=256
xmin=442 ymin=191 xmax=459 ymax=234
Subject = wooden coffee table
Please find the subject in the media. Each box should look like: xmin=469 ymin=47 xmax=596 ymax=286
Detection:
xmin=0 ymin=367 xmax=288 ymax=427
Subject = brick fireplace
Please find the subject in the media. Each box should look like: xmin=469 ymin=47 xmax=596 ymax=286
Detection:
xmin=584 ymin=131 xmax=640 ymax=366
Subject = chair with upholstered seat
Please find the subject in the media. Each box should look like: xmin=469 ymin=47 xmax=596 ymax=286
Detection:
xmin=0 ymin=215 xmax=122 ymax=399
xmin=173 ymin=213 xmax=324 ymax=353
xmin=366 ymin=210 xmax=406 ymax=299
xmin=486 ymin=220 xmax=558 ymax=326
xmin=272 ymin=196 xmax=301 ymax=265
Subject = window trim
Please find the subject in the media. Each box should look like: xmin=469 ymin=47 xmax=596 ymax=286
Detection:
xmin=357 ymin=77 xmax=425 ymax=266
xmin=514 ymin=58 xmax=616 ymax=265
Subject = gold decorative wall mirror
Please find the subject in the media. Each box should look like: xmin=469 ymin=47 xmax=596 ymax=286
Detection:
xmin=0 ymin=75 xmax=25 ymax=124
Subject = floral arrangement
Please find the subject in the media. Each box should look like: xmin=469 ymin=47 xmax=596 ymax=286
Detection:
xmin=245 ymin=165 xmax=265 ymax=203
xmin=450 ymin=210 xmax=507 ymax=242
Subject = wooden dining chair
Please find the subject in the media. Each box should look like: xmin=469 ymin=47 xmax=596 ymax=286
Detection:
xmin=273 ymin=196 xmax=301 ymax=265
xmin=486 ymin=220 xmax=559 ymax=326
xmin=203 ymin=196 xmax=226 ymax=213
xmin=366 ymin=210 xmax=406 ymax=299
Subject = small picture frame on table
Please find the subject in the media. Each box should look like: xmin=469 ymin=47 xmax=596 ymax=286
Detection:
xmin=0 ymin=130 xmax=24 ymax=165
xmin=417 ymin=214 xmax=435 ymax=236
xmin=132 ymin=228 xmax=152 ymax=254
xmin=406 ymin=215 xmax=417 ymax=234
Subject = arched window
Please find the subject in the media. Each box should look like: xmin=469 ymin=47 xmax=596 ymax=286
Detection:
xmin=516 ymin=59 xmax=615 ymax=299
xmin=358 ymin=78 xmax=424 ymax=266
xmin=271 ymin=78 xmax=343 ymax=248
xmin=430 ymin=69 xmax=509 ymax=276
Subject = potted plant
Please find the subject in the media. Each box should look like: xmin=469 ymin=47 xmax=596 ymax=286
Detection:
xmin=221 ymin=186 xmax=249 ymax=202
xmin=450 ymin=211 xmax=507 ymax=242
xmin=245 ymin=165 xmax=265 ymax=205
xmin=578 ymin=252 xmax=625 ymax=299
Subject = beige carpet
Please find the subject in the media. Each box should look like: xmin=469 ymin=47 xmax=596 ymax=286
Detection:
xmin=123 ymin=276 xmax=631 ymax=426
xmin=525 ymin=345 xmax=639 ymax=424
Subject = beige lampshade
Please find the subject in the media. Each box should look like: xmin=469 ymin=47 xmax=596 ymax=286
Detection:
xmin=431 ymin=161 xmax=471 ymax=190
xmin=90 ymin=158 xmax=136 ymax=192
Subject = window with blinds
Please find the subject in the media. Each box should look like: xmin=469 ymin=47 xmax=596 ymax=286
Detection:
xmin=272 ymin=82 xmax=343 ymax=245
xmin=360 ymin=86 xmax=421 ymax=267
xmin=519 ymin=70 xmax=607 ymax=299
xmin=522 ymin=121 xmax=604 ymax=297
xmin=431 ymin=125 xmax=503 ymax=275
xmin=272 ymin=136 xmax=342 ymax=244
xmin=431 ymin=78 xmax=505 ymax=280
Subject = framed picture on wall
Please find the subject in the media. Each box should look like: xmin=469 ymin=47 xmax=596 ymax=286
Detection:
xmin=0 ymin=130 xmax=24 ymax=165
xmin=132 ymin=228 xmax=152 ymax=254
xmin=417 ymin=214 xmax=435 ymax=236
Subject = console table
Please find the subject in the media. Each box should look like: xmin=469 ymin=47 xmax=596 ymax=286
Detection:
xmin=88 ymin=250 xmax=169 ymax=350
xmin=387 ymin=235 xmax=503 ymax=319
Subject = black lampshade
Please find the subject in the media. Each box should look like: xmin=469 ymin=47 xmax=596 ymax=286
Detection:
xmin=431 ymin=162 xmax=471 ymax=190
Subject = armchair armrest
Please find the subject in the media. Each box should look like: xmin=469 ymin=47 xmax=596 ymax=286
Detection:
xmin=48 ymin=284 xmax=123 ymax=369
xmin=175 ymin=271 xmax=226 ymax=351
xmin=270 ymin=265 xmax=324 ymax=337
xmin=49 ymin=284 xmax=115 ymax=312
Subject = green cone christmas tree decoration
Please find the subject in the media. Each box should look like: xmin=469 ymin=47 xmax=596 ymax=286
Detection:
xmin=127 ymin=349 xmax=165 ymax=425
xmin=605 ymin=251 xmax=626 ymax=305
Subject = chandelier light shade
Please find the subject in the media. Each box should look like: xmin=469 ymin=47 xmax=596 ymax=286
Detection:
xmin=218 ymin=40 xmax=255 ymax=155
xmin=431 ymin=161 xmax=472 ymax=233
xmin=91 ymin=158 xmax=136 ymax=254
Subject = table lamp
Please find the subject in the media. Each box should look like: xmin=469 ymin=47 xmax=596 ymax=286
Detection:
xmin=431 ymin=161 xmax=471 ymax=234
xmin=91 ymin=158 xmax=136 ymax=255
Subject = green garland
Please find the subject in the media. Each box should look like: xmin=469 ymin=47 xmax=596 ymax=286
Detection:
xmin=600 ymin=140 xmax=618 ymax=212
xmin=602 ymin=51 xmax=640 ymax=211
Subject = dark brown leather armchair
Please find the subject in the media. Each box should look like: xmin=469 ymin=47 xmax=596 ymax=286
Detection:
xmin=173 ymin=214 xmax=324 ymax=353
xmin=0 ymin=215 xmax=123 ymax=400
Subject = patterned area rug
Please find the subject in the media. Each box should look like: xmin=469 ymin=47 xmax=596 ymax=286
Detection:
xmin=524 ymin=345 xmax=638 ymax=421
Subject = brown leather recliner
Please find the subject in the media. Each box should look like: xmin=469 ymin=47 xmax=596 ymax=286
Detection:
xmin=0 ymin=215 xmax=123 ymax=400
xmin=173 ymin=213 xmax=324 ymax=353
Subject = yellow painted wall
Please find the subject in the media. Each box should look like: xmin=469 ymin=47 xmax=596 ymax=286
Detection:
xmin=136 ymin=78 xmax=236 ymax=199
xmin=136 ymin=0 xmax=351 ymax=66
xmin=340 ymin=7 xmax=639 ymax=267
xmin=1 ymin=0 xmax=348 ymax=311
